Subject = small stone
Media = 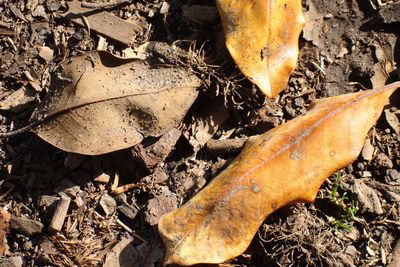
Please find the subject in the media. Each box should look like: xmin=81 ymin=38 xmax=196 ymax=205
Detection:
xmin=361 ymin=138 xmax=374 ymax=161
xmin=100 ymin=194 xmax=117 ymax=216
xmin=374 ymin=152 xmax=393 ymax=169
xmin=118 ymin=204 xmax=139 ymax=220
xmin=0 ymin=256 xmax=23 ymax=267
xmin=10 ymin=217 xmax=43 ymax=236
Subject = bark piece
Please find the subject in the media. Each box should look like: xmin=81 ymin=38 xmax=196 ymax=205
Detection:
xmin=49 ymin=194 xmax=71 ymax=233
xmin=10 ymin=217 xmax=43 ymax=236
xmin=132 ymin=128 xmax=182 ymax=169
xmin=351 ymin=180 xmax=383 ymax=215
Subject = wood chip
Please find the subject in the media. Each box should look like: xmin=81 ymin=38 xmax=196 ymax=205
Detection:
xmin=10 ymin=217 xmax=43 ymax=236
xmin=351 ymin=179 xmax=384 ymax=215
xmin=361 ymin=138 xmax=374 ymax=161
xmin=49 ymin=194 xmax=71 ymax=233
xmin=99 ymin=194 xmax=117 ymax=216
xmin=61 ymin=0 xmax=145 ymax=46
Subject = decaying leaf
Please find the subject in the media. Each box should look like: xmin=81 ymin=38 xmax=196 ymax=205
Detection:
xmin=216 ymin=0 xmax=304 ymax=98
xmin=158 ymin=82 xmax=400 ymax=265
xmin=31 ymin=51 xmax=200 ymax=155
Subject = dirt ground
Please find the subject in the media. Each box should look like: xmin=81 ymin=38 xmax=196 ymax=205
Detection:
xmin=0 ymin=0 xmax=399 ymax=266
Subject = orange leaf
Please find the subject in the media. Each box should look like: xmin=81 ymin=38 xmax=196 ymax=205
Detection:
xmin=158 ymin=82 xmax=400 ymax=265
xmin=216 ymin=0 xmax=304 ymax=98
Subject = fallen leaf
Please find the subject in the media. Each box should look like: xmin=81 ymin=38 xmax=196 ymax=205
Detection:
xmin=216 ymin=0 xmax=304 ymax=98
xmin=158 ymin=82 xmax=400 ymax=265
xmin=31 ymin=51 xmax=200 ymax=155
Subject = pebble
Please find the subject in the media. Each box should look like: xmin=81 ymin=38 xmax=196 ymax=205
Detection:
xmin=100 ymin=194 xmax=117 ymax=216
xmin=10 ymin=217 xmax=43 ymax=236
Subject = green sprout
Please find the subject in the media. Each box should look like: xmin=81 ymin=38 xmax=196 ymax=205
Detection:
xmin=328 ymin=172 xmax=359 ymax=231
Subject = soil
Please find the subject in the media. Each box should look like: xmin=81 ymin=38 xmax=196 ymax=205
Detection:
xmin=0 ymin=0 xmax=399 ymax=266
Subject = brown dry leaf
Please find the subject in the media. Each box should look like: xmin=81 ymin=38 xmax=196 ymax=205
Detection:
xmin=31 ymin=51 xmax=200 ymax=155
xmin=216 ymin=0 xmax=304 ymax=98
xmin=158 ymin=82 xmax=400 ymax=265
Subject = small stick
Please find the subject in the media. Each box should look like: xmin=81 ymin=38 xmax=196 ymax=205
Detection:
xmin=81 ymin=0 xmax=130 ymax=9
xmin=206 ymin=137 xmax=250 ymax=155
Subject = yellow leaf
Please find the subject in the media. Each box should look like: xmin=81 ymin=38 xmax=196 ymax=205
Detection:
xmin=158 ymin=82 xmax=400 ymax=265
xmin=216 ymin=0 xmax=305 ymax=98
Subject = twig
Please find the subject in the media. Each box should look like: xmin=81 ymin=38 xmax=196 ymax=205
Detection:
xmin=81 ymin=0 xmax=130 ymax=9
